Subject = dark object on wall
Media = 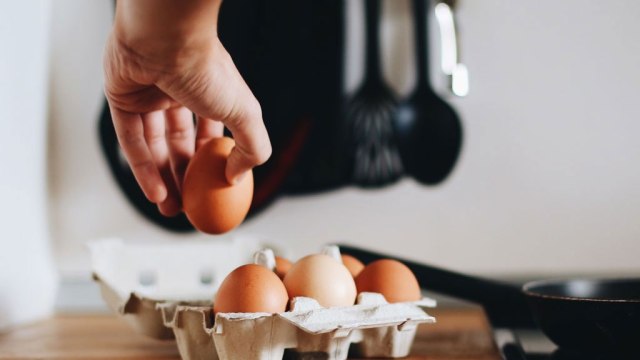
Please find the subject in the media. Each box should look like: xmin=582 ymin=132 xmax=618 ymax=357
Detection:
xmin=393 ymin=0 xmax=463 ymax=185
xmin=340 ymin=244 xmax=640 ymax=359
xmin=341 ymin=0 xmax=403 ymax=188
xmin=252 ymin=0 xmax=347 ymax=195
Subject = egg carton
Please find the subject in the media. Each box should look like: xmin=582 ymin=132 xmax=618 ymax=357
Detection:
xmin=89 ymin=237 xmax=267 ymax=339
xmin=160 ymin=292 xmax=435 ymax=360
xmin=91 ymin=240 xmax=437 ymax=359
xmin=158 ymin=247 xmax=436 ymax=360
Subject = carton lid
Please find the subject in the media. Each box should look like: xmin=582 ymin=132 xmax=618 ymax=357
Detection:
xmin=89 ymin=237 xmax=259 ymax=302
xmin=90 ymin=237 xmax=262 ymax=340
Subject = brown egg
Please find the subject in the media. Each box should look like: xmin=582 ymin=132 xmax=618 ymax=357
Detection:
xmin=182 ymin=137 xmax=253 ymax=234
xmin=283 ymin=254 xmax=356 ymax=308
xmin=341 ymin=254 xmax=365 ymax=277
xmin=355 ymin=259 xmax=421 ymax=303
xmin=274 ymin=256 xmax=292 ymax=279
xmin=214 ymin=264 xmax=288 ymax=314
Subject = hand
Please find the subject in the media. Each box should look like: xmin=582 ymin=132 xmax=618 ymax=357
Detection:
xmin=103 ymin=0 xmax=271 ymax=217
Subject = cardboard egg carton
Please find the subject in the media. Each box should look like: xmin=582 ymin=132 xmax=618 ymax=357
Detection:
xmin=159 ymin=247 xmax=436 ymax=360
xmin=91 ymin=240 xmax=437 ymax=359
xmin=89 ymin=237 xmax=266 ymax=339
xmin=161 ymin=293 xmax=435 ymax=360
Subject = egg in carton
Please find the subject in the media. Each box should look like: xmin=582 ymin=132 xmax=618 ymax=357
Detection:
xmin=89 ymin=237 xmax=269 ymax=339
xmin=159 ymin=247 xmax=437 ymax=360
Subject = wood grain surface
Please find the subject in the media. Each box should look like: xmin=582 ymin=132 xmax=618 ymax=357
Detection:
xmin=0 ymin=308 xmax=500 ymax=360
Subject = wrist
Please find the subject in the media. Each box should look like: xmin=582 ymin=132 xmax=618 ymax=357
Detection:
xmin=113 ymin=0 xmax=220 ymax=65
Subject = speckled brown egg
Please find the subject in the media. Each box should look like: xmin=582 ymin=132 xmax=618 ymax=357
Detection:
xmin=355 ymin=259 xmax=421 ymax=303
xmin=214 ymin=264 xmax=288 ymax=314
xmin=182 ymin=137 xmax=253 ymax=234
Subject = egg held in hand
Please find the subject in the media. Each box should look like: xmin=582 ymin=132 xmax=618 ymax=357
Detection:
xmin=182 ymin=137 xmax=253 ymax=234
xmin=355 ymin=259 xmax=421 ymax=303
xmin=283 ymin=254 xmax=357 ymax=308
xmin=341 ymin=254 xmax=365 ymax=277
xmin=214 ymin=264 xmax=289 ymax=314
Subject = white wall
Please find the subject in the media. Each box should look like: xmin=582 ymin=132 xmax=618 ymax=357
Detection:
xmin=0 ymin=0 xmax=58 ymax=328
xmin=49 ymin=0 xmax=640 ymax=279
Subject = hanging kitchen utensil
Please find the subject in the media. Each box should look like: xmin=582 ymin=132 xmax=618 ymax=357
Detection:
xmin=341 ymin=0 xmax=403 ymax=188
xmin=393 ymin=0 xmax=463 ymax=185
xmin=434 ymin=0 xmax=469 ymax=97
xmin=339 ymin=244 xmax=640 ymax=358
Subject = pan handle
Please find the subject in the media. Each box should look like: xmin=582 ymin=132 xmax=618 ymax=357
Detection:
xmin=338 ymin=244 xmax=536 ymax=328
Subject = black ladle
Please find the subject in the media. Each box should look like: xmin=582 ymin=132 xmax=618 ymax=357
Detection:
xmin=393 ymin=0 xmax=463 ymax=185
xmin=339 ymin=244 xmax=640 ymax=358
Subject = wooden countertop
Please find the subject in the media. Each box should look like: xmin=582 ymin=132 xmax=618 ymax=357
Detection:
xmin=0 ymin=308 xmax=500 ymax=360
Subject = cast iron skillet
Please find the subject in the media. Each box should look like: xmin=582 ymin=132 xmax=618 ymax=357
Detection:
xmin=339 ymin=244 xmax=640 ymax=357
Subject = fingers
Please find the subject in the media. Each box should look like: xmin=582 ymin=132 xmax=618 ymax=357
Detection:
xmin=110 ymin=106 xmax=167 ymax=204
xmin=158 ymin=41 xmax=272 ymax=184
xmin=165 ymin=106 xmax=195 ymax=190
xmin=142 ymin=111 xmax=182 ymax=217
xmin=195 ymin=116 xmax=224 ymax=150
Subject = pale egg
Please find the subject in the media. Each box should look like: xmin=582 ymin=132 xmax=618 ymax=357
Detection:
xmin=283 ymin=254 xmax=356 ymax=308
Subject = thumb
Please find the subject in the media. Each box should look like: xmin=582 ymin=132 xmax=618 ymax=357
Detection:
xmin=221 ymin=82 xmax=271 ymax=184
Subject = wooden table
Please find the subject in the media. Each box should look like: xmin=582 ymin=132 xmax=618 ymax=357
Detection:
xmin=0 ymin=308 xmax=500 ymax=359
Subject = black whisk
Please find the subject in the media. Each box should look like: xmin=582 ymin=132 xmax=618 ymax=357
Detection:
xmin=342 ymin=0 xmax=403 ymax=187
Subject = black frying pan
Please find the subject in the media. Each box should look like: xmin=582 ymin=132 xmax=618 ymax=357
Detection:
xmin=338 ymin=244 xmax=640 ymax=358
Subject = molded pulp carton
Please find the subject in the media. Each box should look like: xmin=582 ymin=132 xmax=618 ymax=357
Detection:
xmin=91 ymin=240 xmax=436 ymax=359
xmin=89 ymin=237 xmax=263 ymax=339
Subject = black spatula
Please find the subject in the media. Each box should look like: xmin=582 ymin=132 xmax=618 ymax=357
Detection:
xmin=342 ymin=0 xmax=403 ymax=187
